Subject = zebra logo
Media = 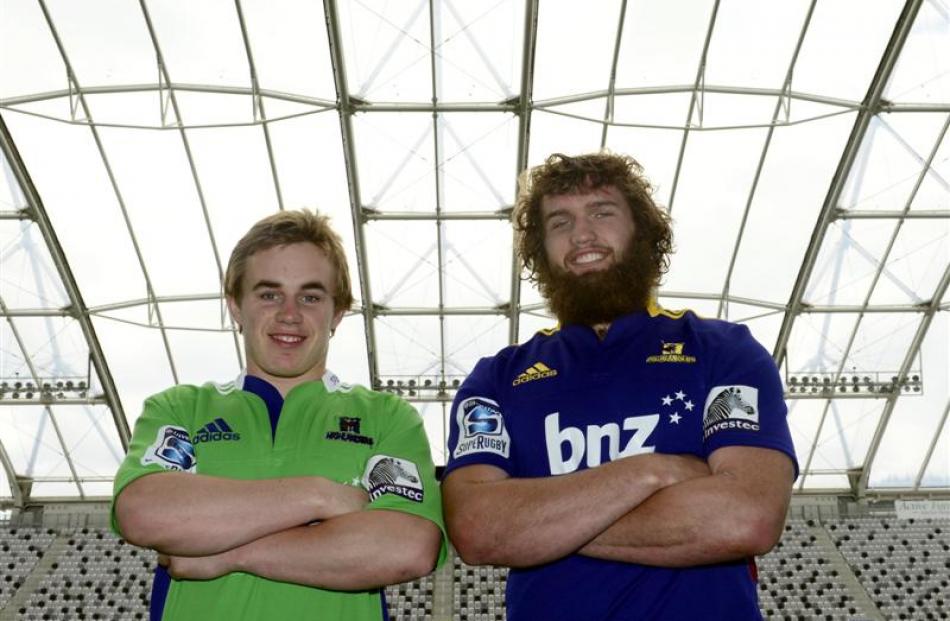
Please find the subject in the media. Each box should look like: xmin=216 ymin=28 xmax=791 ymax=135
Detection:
xmin=703 ymin=385 xmax=760 ymax=439
xmin=363 ymin=455 xmax=424 ymax=502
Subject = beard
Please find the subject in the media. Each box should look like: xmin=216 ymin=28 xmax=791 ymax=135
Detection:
xmin=539 ymin=237 xmax=659 ymax=327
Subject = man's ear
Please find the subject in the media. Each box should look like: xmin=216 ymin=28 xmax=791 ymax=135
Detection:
xmin=330 ymin=307 xmax=345 ymax=337
xmin=226 ymin=296 xmax=243 ymax=334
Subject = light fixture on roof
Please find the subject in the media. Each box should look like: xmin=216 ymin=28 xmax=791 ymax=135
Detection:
xmin=0 ymin=376 xmax=93 ymax=403
xmin=375 ymin=375 xmax=466 ymax=401
xmin=785 ymin=370 xmax=923 ymax=397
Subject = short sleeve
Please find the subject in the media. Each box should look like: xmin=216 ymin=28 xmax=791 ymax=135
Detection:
xmin=110 ymin=389 xmax=197 ymax=535
xmin=361 ymin=397 xmax=448 ymax=566
xmin=442 ymin=356 xmax=515 ymax=479
xmin=700 ymin=324 xmax=799 ymax=477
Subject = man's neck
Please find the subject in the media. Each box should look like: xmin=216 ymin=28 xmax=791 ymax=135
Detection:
xmin=592 ymin=322 xmax=610 ymax=340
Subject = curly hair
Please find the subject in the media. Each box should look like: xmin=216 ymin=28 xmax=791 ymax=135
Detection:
xmin=512 ymin=152 xmax=673 ymax=287
xmin=224 ymin=209 xmax=354 ymax=314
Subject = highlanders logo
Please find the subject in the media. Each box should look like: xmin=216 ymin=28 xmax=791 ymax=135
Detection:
xmin=362 ymin=455 xmax=424 ymax=502
xmin=646 ymin=341 xmax=697 ymax=364
xmin=453 ymin=397 xmax=510 ymax=459
xmin=326 ymin=416 xmax=374 ymax=445
xmin=703 ymin=385 xmax=760 ymax=439
xmin=142 ymin=425 xmax=196 ymax=472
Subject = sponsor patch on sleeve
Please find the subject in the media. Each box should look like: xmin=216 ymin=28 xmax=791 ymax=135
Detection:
xmin=141 ymin=425 xmax=196 ymax=472
xmin=703 ymin=385 xmax=760 ymax=440
xmin=362 ymin=455 xmax=424 ymax=503
xmin=453 ymin=397 xmax=510 ymax=459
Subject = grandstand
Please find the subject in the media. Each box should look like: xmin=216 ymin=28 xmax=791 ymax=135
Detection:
xmin=1 ymin=0 xmax=948 ymax=619
xmin=1 ymin=503 xmax=949 ymax=619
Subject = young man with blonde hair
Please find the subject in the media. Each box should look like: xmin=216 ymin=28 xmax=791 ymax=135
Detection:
xmin=113 ymin=209 xmax=444 ymax=620
xmin=443 ymin=152 xmax=797 ymax=620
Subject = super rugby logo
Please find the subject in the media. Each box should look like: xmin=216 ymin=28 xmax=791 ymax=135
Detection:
xmin=453 ymin=397 xmax=510 ymax=459
xmin=703 ymin=385 xmax=760 ymax=439
xmin=142 ymin=425 xmax=196 ymax=472
xmin=362 ymin=456 xmax=424 ymax=503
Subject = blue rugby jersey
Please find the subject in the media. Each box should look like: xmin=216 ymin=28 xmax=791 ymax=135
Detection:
xmin=444 ymin=306 xmax=798 ymax=621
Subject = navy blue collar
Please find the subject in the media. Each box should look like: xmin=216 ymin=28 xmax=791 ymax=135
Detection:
xmin=243 ymin=375 xmax=284 ymax=441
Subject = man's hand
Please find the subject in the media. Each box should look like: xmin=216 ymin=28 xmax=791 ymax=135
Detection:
xmin=324 ymin=483 xmax=369 ymax=518
xmin=158 ymin=550 xmax=237 ymax=581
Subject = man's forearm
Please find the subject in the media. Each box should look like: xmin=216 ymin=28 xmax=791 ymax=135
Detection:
xmin=115 ymin=472 xmax=366 ymax=556
xmin=164 ymin=510 xmax=441 ymax=590
xmin=444 ymin=453 xmax=708 ymax=568
xmin=579 ymin=448 xmax=793 ymax=567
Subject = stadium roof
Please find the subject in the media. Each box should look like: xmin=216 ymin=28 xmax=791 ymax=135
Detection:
xmin=0 ymin=0 xmax=947 ymax=507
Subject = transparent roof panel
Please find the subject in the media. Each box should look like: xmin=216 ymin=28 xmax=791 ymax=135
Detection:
xmin=0 ymin=221 xmax=69 ymax=311
xmin=793 ymin=0 xmax=904 ymax=102
xmin=885 ymin=0 xmax=950 ymax=104
xmin=439 ymin=113 xmax=517 ymax=213
xmin=354 ymin=112 xmax=436 ymax=213
xmin=920 ymin=417 xmax=950 ymax=487
xmin=374 ymin=315 xmax=441 ymax=378
xmin=533 ymin=0 xmax=618 ymax=100
xmin=240 ymin=0 xmax=336 ymax=99
xmin=0 ymin=0 xmax=67 ymax=99
xmin=867 ymin=218 xmax=948 ymax=305
xmin=145 ymin=0 xmax=250 ymax=89
xmin=164 ymin=326 xmax=240 ymax=388
xmin=434 ymin=0 xmax=522 ymax=102
xmin=840 ymin=114 xmax=947 ymax=212
xmin=442 ymin=220 xmax=509 ymax=308
xmin=613 ymin=0 xmax=712 ymax=90
xmin=365 ymin=220 xmax=439 ymax=309
xmin=45 ymin=0 xmax=155 ymax=89
xmin=803 ymin=399 xmax=884 ymax=473
xmin=704 ymin=0 xmax=809 ymax=90
xmin=338 ymin=0 xmax=433 ymax=102
xmin=869 ymin=310 xmax=947 ymax=487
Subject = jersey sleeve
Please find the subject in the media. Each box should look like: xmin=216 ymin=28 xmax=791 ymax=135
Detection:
xmin=442 ymin=355 xmax=515 ymax=479
xmin=361 ymin=397 xmax=447 ymax=566
xmin=701 ymin=324 xmax=799 ymax=477
xmin=110 ymin=388 xmax=197 ymax=536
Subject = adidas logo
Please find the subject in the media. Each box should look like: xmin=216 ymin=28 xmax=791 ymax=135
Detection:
xmin=193 ymin=418 xmax=241 ymax=444
xmin=512 ymin=362 xmax=558 ymax=386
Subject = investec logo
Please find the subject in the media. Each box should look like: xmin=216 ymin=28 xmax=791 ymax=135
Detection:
xmin=193 ymin=418 xmax=240 ymax=444
xmin=512 ymin=362 xmax=558 ymax=386
xmin=544 ymin=412 xmax=658 ymax=474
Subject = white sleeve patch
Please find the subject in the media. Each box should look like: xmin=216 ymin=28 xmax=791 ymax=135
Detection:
xmin=453 ymin=396 xmax=510 ymax=459
xmin=141 ymin=425 xmax=197 ymax=473
xmin=362 ymin=455 xmax=424 ymax=502
xmin=702 ymin=385 xmax=760 ymax=439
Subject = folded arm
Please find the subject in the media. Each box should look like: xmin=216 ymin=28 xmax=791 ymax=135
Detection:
xmin=579 ymin=446 xmax=794 ymax=567
xmin=161 ymin=509 xmax=442 ymax=590
xmin=115 ymin=472 xmax=367 ymax=556
xmin=442 ymin=453 xmax=709 ymax=568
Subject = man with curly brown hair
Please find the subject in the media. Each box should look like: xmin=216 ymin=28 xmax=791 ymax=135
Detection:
xmin=442 ymin=152 xmax=797 ymax=620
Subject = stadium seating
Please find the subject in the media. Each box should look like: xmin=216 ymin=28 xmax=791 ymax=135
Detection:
xmin=2 ymin=518 xmax=949 ymax=619
xmin=385 ymin=573 xmax=434 ymax=621
xmin=0 ymin=529 xmax=55 ymax=612
xmin=452 ymin=557 xmax=507 ymax=621
xmin=830 ymin=517 xmax=949 ymax=621
xmin=757 ymin=518 xmax=865 ymax=620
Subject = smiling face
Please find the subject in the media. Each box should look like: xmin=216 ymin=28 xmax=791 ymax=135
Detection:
xmin=540 ymin=185 xmax=637 ymax=277
xmin=227 ymin=242 xmax=344 ymax=395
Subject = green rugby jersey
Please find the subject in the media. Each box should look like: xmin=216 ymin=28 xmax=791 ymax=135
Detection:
xmin=112 ymin=371 xmax=446 ymax=621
